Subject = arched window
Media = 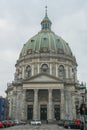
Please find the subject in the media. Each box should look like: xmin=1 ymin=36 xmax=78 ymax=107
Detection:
xmin=58 ymin=65 xmax=65 ymax=79
xmin=41 ymin=64 xmax=49 ymax=73
xmin=25 ymin=65 xmax=31 ymax=78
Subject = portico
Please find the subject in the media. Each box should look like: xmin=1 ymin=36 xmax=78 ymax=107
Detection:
xmin=23 ymin=80 xmax=65 ymax=121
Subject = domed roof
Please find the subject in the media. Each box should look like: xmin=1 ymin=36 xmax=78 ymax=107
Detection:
xmin=20 ymin=10 xmax=73 ymax=58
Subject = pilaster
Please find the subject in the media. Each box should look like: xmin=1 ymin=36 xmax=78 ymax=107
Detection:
xmin=32 ymin=64 xmax=34 ymax=76
xmin=50 ymin=64 xmax=52 ymax=75
xmin=22 ymin=90 xmax=26 ymax=120
xmin=48 ymin=89 xmax=53 ymax=122
xmin=56 ymin=64 xmax=58 ymax=77
xmin=22 ymin=66 xmax=25 ymax=79
xmin=60 ymin=89 xmax=65 ymax=119
xmin=72 ymin=95 xmax=76 ymax=119
xmin=33 ymin=89 xmax=38 ymax=119
xmin=38 ymin=64 xmax=40 ymax=73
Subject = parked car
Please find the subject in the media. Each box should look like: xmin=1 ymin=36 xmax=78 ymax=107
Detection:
xmin=8 ymin=120 xmax=15 ymax=126
xmin=1 ymin=121 xmax=7 ymax=128
xmin=14 ymin=120 xmax=26 ymax=125
xmin=14 ymin=120 xmax=21 ymax=125
xmin=2 ymin=120 xmax=11 ymax=127
xmin=74 ymin=119 xmax=81 ymax=129
xmin=0 ymin=121 xmax=3 ymax=128
xmin=69 ymin=121 xmax=76 ymax=129
xmin=57 ymin=120 xmax=65 ymax=126
xmin=63 ymin=119 xmax=83 ymax=129
xmin=20 ymin=121 xmax=26 ymax=125
xmin=30 ymin=120 xmax=41 ymax=125
xmin=63 ymin=120 xmax=72 ymax=129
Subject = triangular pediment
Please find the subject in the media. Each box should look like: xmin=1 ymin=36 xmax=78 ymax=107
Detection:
xmin=23 ymin=73 xmax=63 ymax=83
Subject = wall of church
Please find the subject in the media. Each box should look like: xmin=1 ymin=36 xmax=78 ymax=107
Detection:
xmin=15 ymin=57 xmax=77 ymax=84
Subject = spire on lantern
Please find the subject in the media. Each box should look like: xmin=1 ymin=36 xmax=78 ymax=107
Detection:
xmin=41 ymin=6 xmax=52 ymax=31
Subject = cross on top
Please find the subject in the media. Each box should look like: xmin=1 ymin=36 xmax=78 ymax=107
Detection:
xmin=45 ymin=6 xmax=48 ymax=16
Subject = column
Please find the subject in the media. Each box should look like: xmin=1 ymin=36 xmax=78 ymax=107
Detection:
xmin=48 ymin=89 xmax=53 ymax=122
xmin=32 ymin=64 xmax=34 ymax=76
xmin=68 ymin=92 xmax=73 ymax=120
xmin=9 ymin=98 xmax=12 ymax=119
xmin=12 ymin=92 xmax=17 ymax=119
xmin=56 ymin=64 xmax=58 ymax=77
xmin=38 ymin=64 xmax=40 ymax=73
xmin=65 ymin=66 xmax=68 ymax=78
xmin=22 ymin=90 xmax=26 ymax=120
xmin=65 ymin=91 xmax=73 ymax=120
xmin=72 ymin=95 xmax=76 ymax=119
xmin=60 ymin=89 xmax=65 ymax=119
xmin=70 ymin=67 xmax=72 ymax=78
xmin=22 ymin=66 xmax=25 ymax=79
xmin=50 ymin=64 xmax=52 ymax=75
xmin=11 ymin=97 xmax=16 ymax=119
xmin=33 ymin=89 xmax=38 ymax=119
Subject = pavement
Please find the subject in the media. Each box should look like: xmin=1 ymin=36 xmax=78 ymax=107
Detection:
xmin=2 ymin=124 xmax=79 ymax=130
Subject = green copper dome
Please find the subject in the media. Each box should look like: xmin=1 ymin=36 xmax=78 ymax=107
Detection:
xmin=20 ymin=12 xmax=73 ymax=58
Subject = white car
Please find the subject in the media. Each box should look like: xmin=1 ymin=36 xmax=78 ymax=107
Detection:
xmin=30 ymin=120 xmax=41 ymax=125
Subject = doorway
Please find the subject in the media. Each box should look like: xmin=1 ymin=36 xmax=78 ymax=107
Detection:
xmin=54 ymin=105 xmax=60 ymax=120
xmin=40 ymin=105 xmax=47 ymax=120
xmin=27 ymin=105 xmax=33 ymax=120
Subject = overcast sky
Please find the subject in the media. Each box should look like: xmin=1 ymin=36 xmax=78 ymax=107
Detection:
xmin=0 ymin=0 xmax=87 ymax=97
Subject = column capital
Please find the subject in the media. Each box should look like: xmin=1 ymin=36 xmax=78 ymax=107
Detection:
xmin=34 ymin=89 xmax=38 ymax=93
xmin=60 ymin=89 xmax=64 ymax=93
xmin=48 ymin=89 xmax=52 ymax=92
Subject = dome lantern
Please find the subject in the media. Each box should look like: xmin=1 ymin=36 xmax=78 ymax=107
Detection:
xmin=41 ymin=6 xmax=52 ymax=31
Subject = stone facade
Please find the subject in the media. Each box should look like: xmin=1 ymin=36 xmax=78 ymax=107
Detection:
xmin=6 ymin=11 xmax=81 ymax=122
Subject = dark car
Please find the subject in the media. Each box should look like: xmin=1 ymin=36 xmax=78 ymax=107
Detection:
xmin=8 ymin=120 xmax=15 ymax=126
xmin=57 ymin=120 xmax=65 ymax=126
xmin=2 ymin=121 xmax=7 ymax=128
xmin=63 ymin=120 xmax=76 ymax=129
xmin=2 ymin=120 xmax=11 ymax=127
xmin=69 ymin=120 xmax=76 ymax=129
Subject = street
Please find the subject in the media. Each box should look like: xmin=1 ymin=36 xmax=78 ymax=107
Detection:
xmin=1 ymin=124 xmax=80 ymax=130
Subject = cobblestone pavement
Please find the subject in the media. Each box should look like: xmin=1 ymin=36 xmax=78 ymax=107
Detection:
xmin=2 ymin=124 xmax=78 ymax=130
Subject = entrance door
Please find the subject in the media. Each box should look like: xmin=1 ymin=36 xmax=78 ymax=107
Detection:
xmin=40 ymin=105 xmax=47 ymax=120
xmin=27 ymin=105 xmax=33 ymax=120
xmin=54 ymin=105 xmax=60 ymax=120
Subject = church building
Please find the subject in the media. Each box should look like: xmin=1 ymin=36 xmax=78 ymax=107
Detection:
xmin=6 ymin=9 xmax=79 ymax=122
